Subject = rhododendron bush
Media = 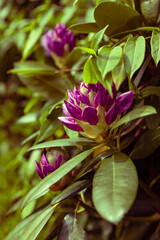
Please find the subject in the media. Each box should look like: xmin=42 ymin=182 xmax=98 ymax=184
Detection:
xmin=1 ymin=0 xmax=160 ymax=239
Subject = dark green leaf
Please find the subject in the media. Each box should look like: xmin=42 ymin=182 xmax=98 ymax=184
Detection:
xmin=83 ymin=56 xmax=101 ymax=84
xmin=68 ymin=22 xmax=100 ymax=33
xmin=145 ymin=95 xmax=160 ymax=129
xmin=131 ymin=127 xmax=160 ymax=160
xmin=28 ymin=138 xmax=95 ymax=151
xmin=111 ymin=105 xmax=157 ymax=130
xmin=141 ymin=86 xmax=160 ymax=97
xmin=124 ymin=35 xmax=146 ymax=79
xmin=92 ymin=152 xmax=138 ymax=223
xmin=5 ymin=205 xmax=54 ymax=240
xmin=151 ymin=30 xmax=160 ymax=66
xmin=21 ymin=149 xmax=94 ymax=209
xmin=91 ymin=25 xmax=109 ymax=51
xmin=94 ymin=2 xmax=141 ymax=36
xmin=51 ymin=180 xmax=90 ymax=205
xmin=58 ymin=214 xmax=86 ymax=240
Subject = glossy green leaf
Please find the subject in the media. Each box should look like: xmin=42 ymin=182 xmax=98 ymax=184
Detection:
xmin=151 ymin=30 xmax=160 ymax=66
xmin=83 ymin=56 xmax=101 ymax=84
xmin=124 ymin=35 xmax=146 ymax=79
xmin=58 ymin=214 xmax=86 ymax=240
xmin=112 ymin=57 xmax=127 ymax=90
xmin=131 ymin=127 xmax=160 ymax=160
xmin=94 ymin=2 xmax=141 ymax=36
xmin=92 ymin=152 xmax=138 ymax=224
xmin=21 ymin=149 xmax=94 ymax=209
xmin=141 ymin=86 xmax=160 ymax=97
xmin=97 ymin=45 xmax=122 ymax=80
xmin=111 ymin=105 xmax=157 ymax=130
xmin=22 ymin=26 xmax=43 ymax=60
xmin=10 ymin=61 xmax=56 ymax=77
xmin=51 ymin=180 xmax=90 ymax=205
xmin=5 ymin=205 xmax=54 ymax=240
xmin=68 ymin=22 xmax=100 ymax=33
xmin=77 ymin=47 xmax=96 ymax=55
xmin=91 ymin=25 xmax=108 ymax=51
xmin=28 ymin=138 xmax=95 ymax=151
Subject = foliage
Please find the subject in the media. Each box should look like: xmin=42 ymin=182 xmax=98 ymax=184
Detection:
xmin=1 ymin=0 xmax=160 ymax=239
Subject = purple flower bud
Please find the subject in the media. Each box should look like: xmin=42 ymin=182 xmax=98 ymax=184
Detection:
xmin=59 ymin=82 xmax=134 ymax=139
xmin=35 ymin=152 xmax=64 ymax=179
xmin=41 ymin=24 xmax=75 ymax=57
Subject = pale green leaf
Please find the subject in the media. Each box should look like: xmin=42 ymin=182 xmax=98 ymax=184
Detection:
xmin=83 ymin=56 xmax=101 ymax=84
xmin=112 ymin=57 xmax=127 ymax=90
xmin=91 ymin=25 xmax=109 ymax=51
xmin=111 ymin=105 xmax=157 ymax=130
xmin=151 ymin=30 xmax=160 ymax=66
xmin=68 ymin=22 xmax=100 ymax=33
xmin=5 ymin=206 xmax=54 ymax=240
xmin=97 ymin=45 xmax=122 ymax=80
xmin=28 ymin=138 xmax=95 ymax=151
xmin=92 ymin=152 xmax=138 ymax=223
xmin=124 ymin=35 xmax=146 ymax=79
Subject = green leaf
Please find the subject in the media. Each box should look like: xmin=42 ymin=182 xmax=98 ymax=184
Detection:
xmin=145 ymin=95 xmax=160 ymax=129
xmin=22 ymin=26 xmax=43 ymax=60
xmin=77 ymin=47 xmax=96 ymax=55
xmin=83 ymin=56 xmax=101 ymax=84
xmin=91 ymin=25 xmax=109 ymax=51
xmin=112 ymin=57 xmax=127 ymax=90
xmin=124 ymin=35 xmax=146 ymax=79
xmin=28 ymin=138 xmax=95 ymax=151
xmin=92 ymin=152 xmax=138 ymax=224
xmin=131 ymin=127 xmax=160 ymax=160
xmin=16 ymin=74 xmax=68 ymax=100
xmin=5 ymin=205 xmax=54 ymax=240
xmin=10 ymin=61 xmax=56 ymax=77
xmin=151 ymin=30 xmax=160 ymax=66
xmin=21 ymin=149 xmax=94 ymax=209
xmin=58 ymin=214 xmax=86 ymax=240
xmin=68 ymin=22 xmax=100 ymax=33
xmin=111 ymin=105 xmax=157 ymax=130
xmin=37 ymin=108 xmax=62 ymax=143
xmin=51 ymin=180 xmax=90 ymax=205
xmin=94 ymin=2 xmax=141 ymax=36
xmin=97 ymin=45 xmax=122 ymax=80
xmin=141 ymin=86 xmax=160 ymax=97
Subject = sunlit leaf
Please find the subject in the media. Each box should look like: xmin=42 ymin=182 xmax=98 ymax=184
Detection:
xmin=151 ymin=30 xmax=160 ymax=66
xmin=83 ymin=56 xmax=101 ymax=84
xmin=91 ymin=25 xmax=109 ymax=51
xmin=28 ymin=138 xmax=95 ymax=151
xmin=97 ymin=45 xmax=122 ymax=80
xmin=111 ymin=105 xmax=157 ymax=130
xmin=124 ymin=35 xmax=146 ymax=79
xmin=92 ymin=152 xmax=138 ymax=224
xmin=77 ymin=47 xmax=96 ymax=55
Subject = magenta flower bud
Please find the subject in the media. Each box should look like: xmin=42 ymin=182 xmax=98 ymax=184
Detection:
xmin=41 ymin=24 xmax=75 ymax=57
xmin=58 ymin=82 xmax=134 ymax=139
